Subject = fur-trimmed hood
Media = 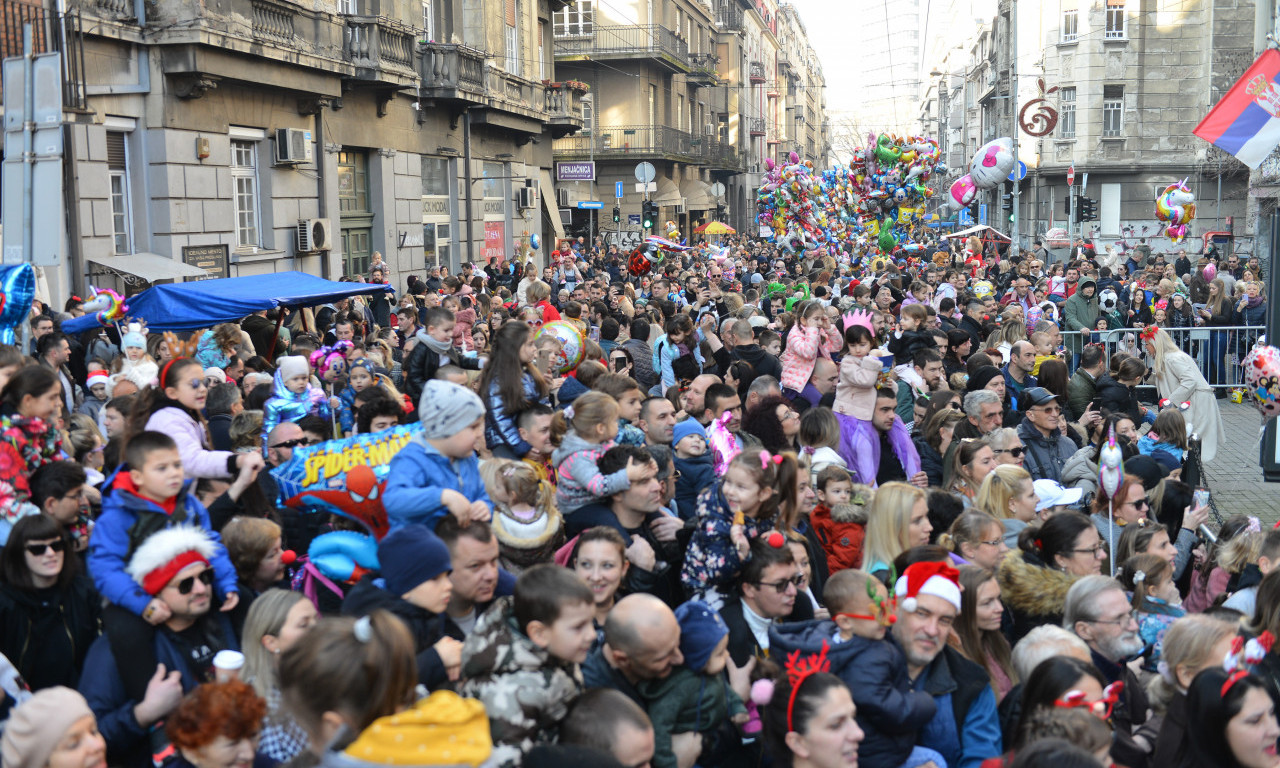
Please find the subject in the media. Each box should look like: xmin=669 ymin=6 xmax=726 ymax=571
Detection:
xmin=996 ymin=549 xmax=1080 ymax=617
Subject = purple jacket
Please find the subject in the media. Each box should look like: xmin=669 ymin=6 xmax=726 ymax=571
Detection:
xmin=145 ymin=407 xmax=235 ymax=479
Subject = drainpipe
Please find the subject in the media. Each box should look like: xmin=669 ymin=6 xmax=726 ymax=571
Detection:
xmin=463 ymin=107 xmax=474 ymax=265
xmin=315 ymin=105 xmax=330 ymax=280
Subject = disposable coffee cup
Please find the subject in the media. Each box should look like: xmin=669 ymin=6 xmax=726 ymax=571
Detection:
xmin=213 ymin=650 xmax=244 ymax=682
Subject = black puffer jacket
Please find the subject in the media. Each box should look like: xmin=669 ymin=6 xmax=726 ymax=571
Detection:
xmin=1093 ymin=373 xmax=1143 ymax=424
xmin=341 ymin=574 xmax=449 ymax=689
xmin=0 ymin=574 xmax=101 ymax=691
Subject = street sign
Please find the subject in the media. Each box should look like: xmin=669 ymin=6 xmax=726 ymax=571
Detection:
xmin=629 ymin=214 xmax=642 ymax=225
xmin=556 ymin=161 xmax=595 ymax=182
xmin=635 ymin=182 xmax=656 ymax=193
xmin=1067 ymin=165 xmax=1075 ymax=186
xmin=979 ymin=204 xmax=988 ymax=226
xmin=1008 ymin=161 xmax=1027 ymax=182
xmin=710 ymin=181 xmax=726 ymax=197
xmin=615 ymin=181 xmax=624 ymax=199
xmin=634 ymin=162 xmax=656 ymax=184
xmin=958 ymin=209 xmax=974 ymax=226
xmin=1081 ymin=172 xmax=1089 ymax=193
xmin=577 ymin=201 xmax=603 ymax=210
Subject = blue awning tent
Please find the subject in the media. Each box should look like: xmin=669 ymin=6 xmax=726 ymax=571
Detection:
xmin=111 ymin=271 xmax=394 ymax=331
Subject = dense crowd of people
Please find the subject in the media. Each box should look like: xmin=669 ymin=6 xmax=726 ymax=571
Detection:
xmin=0 ymin=233 xmax=1276 ymax=768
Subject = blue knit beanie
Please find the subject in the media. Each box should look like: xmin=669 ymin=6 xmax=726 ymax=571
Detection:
xmin=675 ymin=600 xmax=728 ymax=672
xmin=672 ymin=419 xmax=706 ymax=447
xmin=377 ymin=526 xmax=452 ymax=597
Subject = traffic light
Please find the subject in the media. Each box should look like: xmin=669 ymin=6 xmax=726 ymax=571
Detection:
xmin=612 ymin=206 xmax=620 ymax=223
xmin=1076 ymin=196 xmax=1098 ymax=222
xmin=642 ymin=201 xmax=656 ymax=229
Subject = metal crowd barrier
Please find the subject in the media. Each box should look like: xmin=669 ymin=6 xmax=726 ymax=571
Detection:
xmin=1058 ymin=324 xmax=1265 ymax=390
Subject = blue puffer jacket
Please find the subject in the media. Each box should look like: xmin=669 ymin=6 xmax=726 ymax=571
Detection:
xmin=771 ymin=620 xmax=936 ymax=768
xmin=673 ymin=453 xmax=714 ymax=521
xmin=262 ymin=366 xmax=331 ymax=448
xmin=79 ymin=615 xmax=239 ymax=767
xmin=88 ymin=470 xmax=239 ymax=618
xmin=484 ymin=374 xmax=548 ymax=457
xmin=383 ymin=434 xmax=491 ymax=531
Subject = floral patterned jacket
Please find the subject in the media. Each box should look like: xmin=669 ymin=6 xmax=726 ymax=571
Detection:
xmin=0 ymin=410 xmax=64 ymax=542
xmin=679 ymin=482 xmax=776 ymax=599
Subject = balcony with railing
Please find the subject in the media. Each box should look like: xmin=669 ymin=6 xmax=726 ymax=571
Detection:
xmin=714 ymin=2 xmax=743 ymax=32
xmin=342 ymin=15 xmax=417 ymax=85
xmin=418 ymin=42 xmax=487 ymax=106
xmin=1 ymin=0 xmax=85 ymax=109
xmin=748 ymin=60 xmax=765 ymax=83
xmin=708 ymin=140 xmax=745 ymax=171
xmin=688 ymin=51 xmax=718 ymax=86
xmin=553 ymin=124 xmax=701 ymax=162
xmin=545 ymin=81 xmax=587 ymax=137
xmin=777 ymin=49 xmax=792 ymax=72
xmin=748 ymin=116 xmax=765 ymax=136
xmin=71 ymin=0 xmax=135 ymax=23
xmin=554 ymin=24 xmax=691 ymax=72
xmin=483 ymin=67 xmax=554 ymax=125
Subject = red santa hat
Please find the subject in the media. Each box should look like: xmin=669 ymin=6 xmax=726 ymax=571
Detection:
xmin=126 ymin=525 xmax=217 ymax=596
xmin=894 ymin=561 xmax=962 ymax=613
xmin=86 ymin=370 xmax=110 ymax=390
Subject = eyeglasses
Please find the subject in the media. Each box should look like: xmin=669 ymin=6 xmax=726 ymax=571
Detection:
xmin=1056 ymin=681 xmax=1124 ymax=720
xmin=1033 ymin=405 xmax=1061 ymax=414
xmin=1071 ymin=543 xmax=1108 ymax=556
xmin=979 ymin=538 xmax=1005 ymax=547
xmin=269 ymin=438 xmax=314 ymax=450
xmin=1086 ymin=610 xmax=1139 ymax=628
xmin=992 ymin=446 xmax=1026 ymax=458
xmin=25 ymin=540 xmax=66 ymax=556
xmin=780 ymin=410 xmax=800 ymax=421
xmin=169 ymin=568 xmax=215 ymax=596
xmin=754 ymin=574 xmax=804 ymax=594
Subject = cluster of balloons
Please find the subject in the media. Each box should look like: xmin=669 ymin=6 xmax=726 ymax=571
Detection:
xmin=947 ymin=137 xmax=1016 ymax=210
xmin=1244 ymin=343 xmax=1280 ymax=421
xmin=754 ymin=135 xmax=947 ymax=257
xmin=1155 ymin=179 xmax=1196 ymax=244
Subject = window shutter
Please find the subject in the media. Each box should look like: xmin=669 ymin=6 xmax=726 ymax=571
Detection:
xmin=505 ymin=0 xmax=515 ymax=27
xmin=106 ymin=131 xmax=126 ymax=170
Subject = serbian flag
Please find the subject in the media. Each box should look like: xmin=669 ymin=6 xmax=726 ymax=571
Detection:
xmin=1194 ymin=49 xmax=1280 ymax=168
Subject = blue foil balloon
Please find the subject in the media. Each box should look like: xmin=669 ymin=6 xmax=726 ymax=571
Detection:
xmin=530 ymin=233 xmax=541 ymax=251
xmin=0 ymin=264 xmax=35 ymax=345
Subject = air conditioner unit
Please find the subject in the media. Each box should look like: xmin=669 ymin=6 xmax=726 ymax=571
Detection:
xmin=274 ymin=128 xmax=314 ymax=165
xmin=518 ymin=186 xmax=538 ymax=209
xmin=705 ymin=123 xmax=717 ymax=136
xmin=557 ymin=188 xmax=572 ymax=207
xmin=297 ymin=218 xmax=333 ymax=252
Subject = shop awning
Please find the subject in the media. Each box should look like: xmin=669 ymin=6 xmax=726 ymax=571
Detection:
xmin=680 ymin=178 xmax=714 ymax=209
xmin=653 ymin=176 xmax=682 ymax=207
xmin=87 ymin=252 xmax=210 ymax=282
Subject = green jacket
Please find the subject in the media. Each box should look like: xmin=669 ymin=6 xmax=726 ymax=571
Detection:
xmin=636 ymin=667 xmax=746 ymax=768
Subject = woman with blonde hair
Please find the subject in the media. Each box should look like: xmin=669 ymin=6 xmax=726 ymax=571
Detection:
xmin=945 ymin=437 xmax=997 ymax=502
xmin=1144 ymin=326 xmax=1224 ymax=461
xmin=241 ymin=589 xmax=318 ymax=762
xmin=1149 ymin=613 xmax=1238 ymax=764
xmin=938 ymin=511 xmax=1008 ymax=571
xmin=861 ymin=481 xmax=930 ymax=583
xmin=974 ymin=464 xmax=1038 ymax=546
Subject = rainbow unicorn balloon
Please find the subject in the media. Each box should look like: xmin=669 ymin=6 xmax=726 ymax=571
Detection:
xmin=1155 ymin=179 xmax=1196 ymax=244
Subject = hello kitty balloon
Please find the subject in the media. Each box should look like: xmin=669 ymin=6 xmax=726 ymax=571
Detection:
xmin=968 ymin=137 xmax=1015 ymax=190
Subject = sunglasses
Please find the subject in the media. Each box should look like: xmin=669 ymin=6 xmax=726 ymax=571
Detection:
xmin=993 ymin=446 xmax=1026 ymax=458
xmin=269 ymin=438 xmax=315 ymax=449
xmin=754 ymin=574 xmax=804 ymax=594
xmin=25 ymin=540 xmax=66 ymax=556
xmin=172 ymin=568 xmax=214 ymax=595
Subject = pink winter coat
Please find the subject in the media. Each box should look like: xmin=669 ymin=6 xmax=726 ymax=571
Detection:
xmin=452 ymin=307 xmax=477 ymax=351
xmin=779 ymin=323 xmax=843 ymax=392
xmin=145 ymin=407 xmax=235 ymax=479
xmin=833 ymin=355 xmax=884 ymax=421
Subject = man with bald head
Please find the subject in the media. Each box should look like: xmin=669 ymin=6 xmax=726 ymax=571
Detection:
xmin=681 ymin=374 xmax=721 ymax=425
xmin=727 ymin=318 xmax=782 ymax=397
xmin=792 ymin=357 xmax=838 ymax=413
xmin=582 ymin=593 xmax=684 ymax=707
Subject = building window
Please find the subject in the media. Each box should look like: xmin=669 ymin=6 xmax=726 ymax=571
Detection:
xmin=106 ymin=131 xmax=132 ymax=254
xmin=1059 ymin=87 xmax=1076 ymax=138
xmin=538 ymin=20 xmax=546 ymax=80
xmin=421 ymin=0 xmax=434 ymax=41
xmin=1105 ymin=0 xmax=1125 ymax=39
xmin=337 ymin=151 xmax=369 ymax=213
xmin=1061 ymin=8 xmax=1078 ymax=42
xmin=421 ymin=156 xmax=449 ymax=196
xmin=553 ymin=0 xmax=592 ymax=36
xmin=1102 ymin=86 xmax=1123 ymax=136
xmin=231 ymin=140 xmax=260 ymax=249
xmin=482 ymin=161 xmax=504 ymax=199
xmin=338 ymin=0 xmax=357 ymax=14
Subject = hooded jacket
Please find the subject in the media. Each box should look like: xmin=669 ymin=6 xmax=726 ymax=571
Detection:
xmin=458 ymin=597 xmax=583 ymax=768
xmin=1062 ymin=278 xmax=1100 ymax=334
xmin=384 ymin=433 xmax=491 ymax=532
xmin=779 ymin=323 xmax=842 ymax=393
xmin=88 ymin=470 xmax=238 ymax=618
xmin=402 ymin=330 xmax=483 ymax=405
xmin=1093 ymin=373 xmax=1142 ymax=424
xmin=673 ymin=452 xmax=715 ymax=520
xmin=731 ymin=344 xmax=783 ymax=398
xmin=996 ymin=549 xmax=1080 ymax=642
xmin=0 ymin=575 xmax=100 ymax=691
xmin=340 ymin=574 xmax=449 ymax=689
xmin=1015 ymin=417 xmax=1075 ymax=484
xmin=810 ymin=503 xmax=867 ymax=574
xmin=771 ymin=620 xmax=935 ymax=768
xmin=261 ymin=366 xmax=331 ymax=448
xmin=637 ymin=666 xmax=745 ymax=768
xmin=1061 ymin=445 xmax=1100 ymax=502
xmin=551 ymin=429 xmax=630 ymax=516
